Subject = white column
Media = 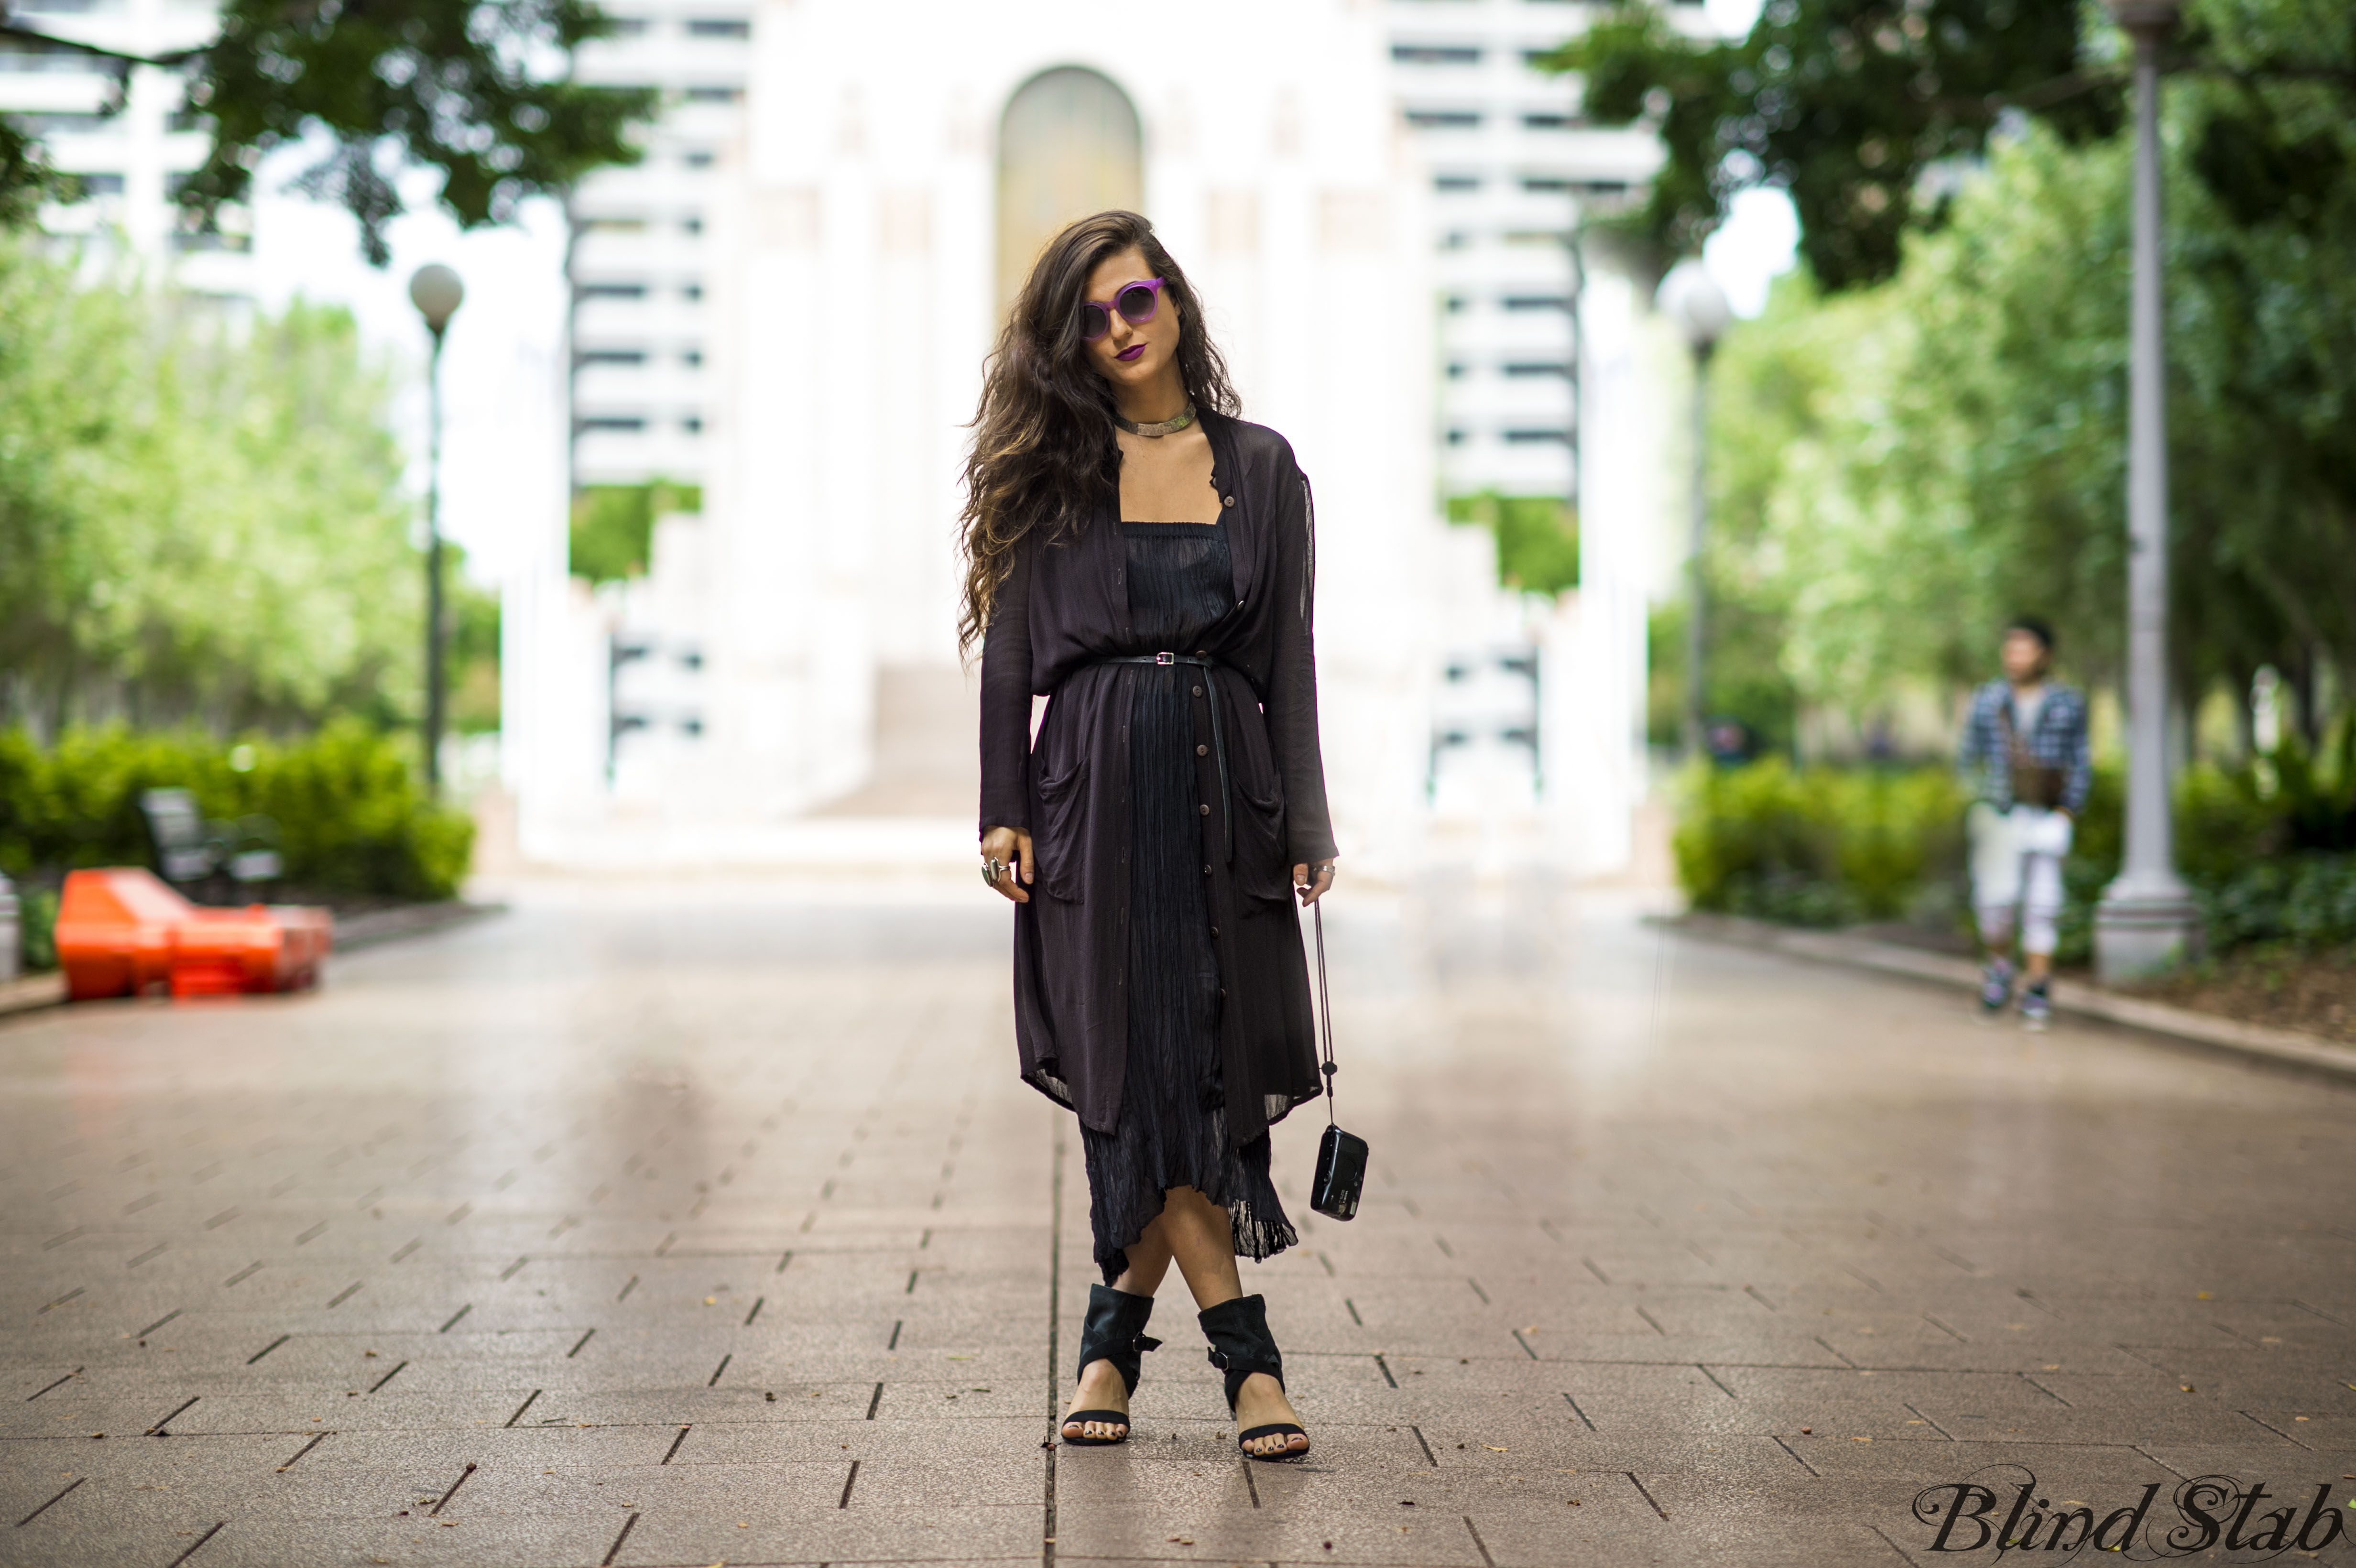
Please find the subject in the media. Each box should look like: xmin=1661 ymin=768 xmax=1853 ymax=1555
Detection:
xmin=2094 ymin=0 xmax=2199 ymax=980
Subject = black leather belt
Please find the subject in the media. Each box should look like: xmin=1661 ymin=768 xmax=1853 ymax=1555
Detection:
xmin=1092 ymin=652 xmax=1233 ymax=863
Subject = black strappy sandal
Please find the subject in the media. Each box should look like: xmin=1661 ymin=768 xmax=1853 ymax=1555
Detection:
xmin=1200 ymin=1294 xmax=1309 ymax=1461
xmin=1061 ymin=1284 xmax=1160 ymax=1446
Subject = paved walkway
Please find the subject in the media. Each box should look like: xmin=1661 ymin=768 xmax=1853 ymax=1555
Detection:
xmin=2 ymin=873 xmax=2352 ymax=1566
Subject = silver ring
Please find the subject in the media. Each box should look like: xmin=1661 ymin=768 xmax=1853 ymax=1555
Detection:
xmin=982 ymin=858 xmax=1006 ymax=886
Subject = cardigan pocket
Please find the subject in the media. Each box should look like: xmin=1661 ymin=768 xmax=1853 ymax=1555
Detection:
xmin=1035 ymin=752 xmax=1091 ymax=902
xmin=1233 ymin=771 xmax=1291 ymax=904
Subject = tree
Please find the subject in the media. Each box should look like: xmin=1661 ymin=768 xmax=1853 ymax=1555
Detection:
xmin=569 ymin=479 xmax=701 ymax=584
xmin=1708 ymin=133 xmax=2128 ymax=722
xmin=1445 ymin=492 xmax=1581 ymax=598
xmin=2164 ymin=0 xmax=2356 ymax=734
xmin=1553 ymin=0 xmax=2354 ymax=288
xmin=0 ymin=98 xmax=72 ymax=229
xmin=1550 ymin=0 xmax=2103 ymax=289
xmin=0 ymin=236 xmax=425 ymax=731
xmin=1571 ymin=0 xmax=2355 ymax=741
xmin=1706 ymin=102 xmax=2355 ymax=740
xmin=0 ymin=0 xmax=654 ymax=264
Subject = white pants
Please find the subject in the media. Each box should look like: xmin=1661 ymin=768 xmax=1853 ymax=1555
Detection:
xmin=1969 ymin=803 xmax=2069 ymax=958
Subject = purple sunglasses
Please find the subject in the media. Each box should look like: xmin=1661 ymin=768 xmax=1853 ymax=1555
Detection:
xmin=1080 ymin=277 xmax=1165 ymax=341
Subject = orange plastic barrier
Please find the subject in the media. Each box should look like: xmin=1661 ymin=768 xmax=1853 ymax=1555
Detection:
xmin=55 ymin=868 xmax=333 ymax=1001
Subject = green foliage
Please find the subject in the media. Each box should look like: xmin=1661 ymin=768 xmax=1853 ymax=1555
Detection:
xmin=15 ymin=882 xmax=57 ymax=973
xmin=1547 ymin=0 xmax=2098 ymax=288
xmin=1702 ymin=270 xmax=2011 ymax=709
xmin=1576 ymin=0 xmax=2356 ymax=732
xmin=1689 ymin=753 xmax=2356 ymax=961
xmin=1 ymin=1 xmax=658 ymax=262
xmin=1446 ymin=492 xmax=1579 ymax=595
xmin=1673 ymin=759 xmax=1965 ymax=926
xmin=0 ymin=239 xmax=424 ymax=731
xmin=1545 ymin=6 xmax=1754 ymax=277
xmin=0 ymin=722 xmax=474 ymax=906
xmin=449 ymin=576 xmax=502 ymax=735
xmin=2158 ymin=3 xmax=2356 ymax=719
xmin=2200 ymin=855 xmax=2356 ymax=952
xmin=2264 ymin=723 xmax=2356 ymax=852
xmin=1647 ymin=600 xmax=1800 ymax=757
xmin=1702 ymin=93 xmax=2356 ymax=719
xmin=0 ymin=118 xmax=70 ymax=229
xmin=440 ymin=544 xmax=502 ymax=735
xmin=1554 ymin=0 xmax=2356 ymax=296
xmin=2054 ymin=758 xmax=2356 ymax=963
xmin=569 ymin=479 xmax=700 ymax=584
xmin=2116 ymin=725 xmax=2356 ymax=953
xmin=2050 ymin=763 xmax=2122 ymax=966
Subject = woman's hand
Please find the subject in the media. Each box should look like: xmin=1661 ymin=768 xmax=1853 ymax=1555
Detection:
xmin=982 ymin=826 xmax=1035 ymax=904
xmin=1293 ymin=860 xmax=1335 ymax=906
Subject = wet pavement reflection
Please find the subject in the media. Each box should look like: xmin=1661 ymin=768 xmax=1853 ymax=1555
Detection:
xmin=2 ymin=871 xmax=2350 ymax=1565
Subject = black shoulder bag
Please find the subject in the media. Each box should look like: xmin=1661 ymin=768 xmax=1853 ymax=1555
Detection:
xmin=1307 ymin=901 xmax=1369 ymax=1220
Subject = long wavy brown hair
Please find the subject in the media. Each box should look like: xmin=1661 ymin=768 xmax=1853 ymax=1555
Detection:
xmin=957 ymin=210 xmax=1239 ymax=654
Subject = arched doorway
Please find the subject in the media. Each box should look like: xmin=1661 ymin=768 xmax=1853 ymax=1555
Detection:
xmin=996 ymin=66 xmax=1143 ymax=313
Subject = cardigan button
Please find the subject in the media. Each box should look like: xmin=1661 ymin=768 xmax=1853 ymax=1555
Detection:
xmin=1210 ymin=926 xmax=1220 ymax=938
xmin=1196 ymin=744 xmax=1208 ymax=756
xmin=1199 ymin=803 xmax=1211 ymax=816
xmin=1191 ymin=685 xmax=1203 ymax=697
xmin=1202 ymin=864 xmax=1212 ymax=876
xmin=1223 ymin=495 xmax=1235 ymax=507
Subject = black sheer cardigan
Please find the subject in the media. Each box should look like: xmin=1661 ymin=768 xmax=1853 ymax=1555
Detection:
xmin=978 ymin=412 xmax=1335 ymax=1146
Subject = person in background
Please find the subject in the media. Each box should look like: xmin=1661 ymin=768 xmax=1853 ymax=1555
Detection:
xmin=1958 ymin=617 xmax=2091 ymax=1030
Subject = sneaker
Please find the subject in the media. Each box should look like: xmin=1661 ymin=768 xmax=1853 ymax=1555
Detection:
xmin=2020 ymin=982 xmax=2052 ymax=1032
xmin=1978 ymin=959 xmax=2015 ymax=1016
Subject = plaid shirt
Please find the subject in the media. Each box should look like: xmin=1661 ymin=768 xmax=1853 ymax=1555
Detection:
xmin=1958 ymin=679 xmax=2091 ymax=813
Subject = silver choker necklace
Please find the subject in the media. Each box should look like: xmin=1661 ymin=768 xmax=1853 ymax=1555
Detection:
xmin=1114 ymin=403 xmax=1196 ymax=438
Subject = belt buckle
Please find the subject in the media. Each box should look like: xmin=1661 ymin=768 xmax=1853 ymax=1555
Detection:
xmin=1154 ymin=651 xmax=1175 ymax=666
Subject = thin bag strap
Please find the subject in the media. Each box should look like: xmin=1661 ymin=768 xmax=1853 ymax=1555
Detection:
xmin=1997 ymin=693 xmax=2030 ymax=766
xmin=1313 ymin=900 xmax=1337 ymax=1127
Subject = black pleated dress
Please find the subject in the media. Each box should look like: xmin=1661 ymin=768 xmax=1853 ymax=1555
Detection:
xmin=1081 ymin=522 xmax=1298 ymax=1285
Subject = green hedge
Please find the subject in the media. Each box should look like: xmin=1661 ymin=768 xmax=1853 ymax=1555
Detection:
xmin=1672 ymin=759 xmax=1966 ymax=927
xmin=2200 ymin=856 xmax=2356 ymax=951
xmin=0 ymin=722 xmax=473 ymax=922
xmin=1678 ymin=745 xmax=2356 ymax=961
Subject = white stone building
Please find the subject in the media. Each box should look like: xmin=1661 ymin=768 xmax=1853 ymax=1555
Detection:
xmin=1386 ymin=0 xmax=1676 ymax=501
xmin=512 ymin=0 xmax=1452 ymax=870
xmin=566 ymin=1 xmax=753 ymax=489
xmin=502 ymin=0 xmax=1699 ymax=880
xmin=556 ymin=0 xmax=1713 ymax=511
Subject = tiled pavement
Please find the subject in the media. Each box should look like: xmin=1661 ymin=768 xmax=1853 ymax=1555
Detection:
xmin=2 ymin=872 xmax=2353 ymax=1566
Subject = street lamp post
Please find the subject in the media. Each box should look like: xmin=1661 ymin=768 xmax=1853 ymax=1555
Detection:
xmin=408 ymin=263 xmax=465 ymax=796
xmin=2093 ymin=0 xmax=2200 ymax=980
xmin=1657 ymin=261 xmax=1731 ymax=760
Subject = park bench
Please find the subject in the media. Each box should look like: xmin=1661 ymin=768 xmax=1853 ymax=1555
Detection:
xmin=139 ymin=788 xmax=285 ymax=899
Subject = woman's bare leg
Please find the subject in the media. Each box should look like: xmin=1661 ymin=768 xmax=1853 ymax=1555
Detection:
xmin=1111 ymin=1223 xmax=1174 ymax=1297
xmin=1156 ymin=1187 xmax=1309 ymax=1458
xmin=1062 ymin=1210 xmax=1175 ymax=1440
xmin=1063 ymin=1189 xmax=1308 ymax=1454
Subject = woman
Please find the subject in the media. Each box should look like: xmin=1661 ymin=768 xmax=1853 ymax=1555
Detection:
xmin=963 ymin=211 xmax=1336 ymax=1462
